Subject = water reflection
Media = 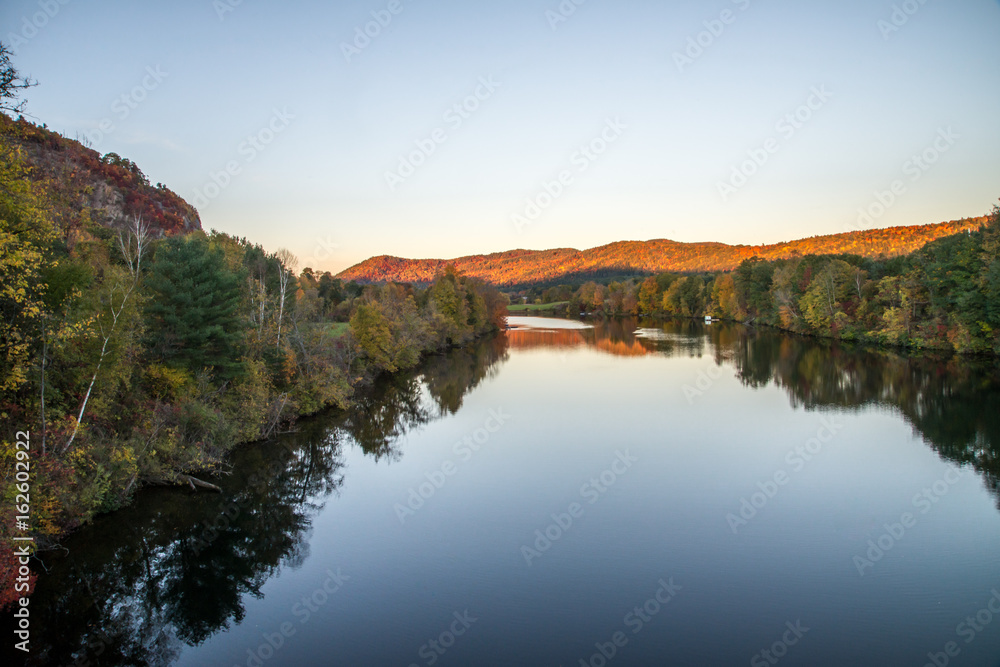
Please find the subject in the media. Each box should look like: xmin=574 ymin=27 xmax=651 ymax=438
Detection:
xmin=14 ymin=318 xmax=1000 ymax=665
xmin=720 ymin=325 xmax=1000 ymax=508
xmin=341 ymin=334 xmax=510 ymax=462
xmin=21 ymin=418 xmax=349 ymax=666
xmin=506 ymin=317 xmax=707 ymax=358
xmin=420 ymin=333 xmax=510 ymax=416
xmin=18 ymin=337 xmax=511 ymax=666
xmin=511 ymin=316 xmax=1000 ymax=504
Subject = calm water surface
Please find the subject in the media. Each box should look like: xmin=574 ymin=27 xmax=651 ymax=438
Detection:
xmin=15 ymin=317 xmax=1000 ymax=666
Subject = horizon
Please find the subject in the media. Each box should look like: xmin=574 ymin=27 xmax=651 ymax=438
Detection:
xmin=337 ymin=214 xmax=987 ymax=270
xmin=2 ymin=0 xmax=998 ymax=274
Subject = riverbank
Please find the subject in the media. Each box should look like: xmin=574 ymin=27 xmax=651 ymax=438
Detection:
xmin=1 ymin=252 xmax=507 ymax=570
xmin=561 ymin=308 xmax=1000 ymax=361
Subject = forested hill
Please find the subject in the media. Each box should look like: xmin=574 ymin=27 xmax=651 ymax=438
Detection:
xmin=0 ymin=114 xmax=200 ymax=237
xmin=337 ymin=218 xmax=985 ymax=286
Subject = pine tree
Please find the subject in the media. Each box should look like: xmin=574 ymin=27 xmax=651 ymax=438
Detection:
xmin=144 ymin=235 xmax=247 ymax=380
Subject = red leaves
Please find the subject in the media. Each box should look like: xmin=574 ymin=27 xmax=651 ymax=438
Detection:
xmin=1 ymin=114 xmax=200 ymax=238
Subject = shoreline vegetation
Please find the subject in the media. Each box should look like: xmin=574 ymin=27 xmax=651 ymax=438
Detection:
xmin=511 ymin=206 xmax=999 ymax=358
xmin=0 ymin=103 xmax=506 ymax=603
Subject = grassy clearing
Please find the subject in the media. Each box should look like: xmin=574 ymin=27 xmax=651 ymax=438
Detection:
xmin=507 ymin=301 xmax=569 ymax=312
xmin=324 ymin=322 xmax=351 ymax=339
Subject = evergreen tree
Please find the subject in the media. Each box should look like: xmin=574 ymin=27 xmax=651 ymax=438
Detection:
xmin=144 ymin=235 xmax=247 ymax=380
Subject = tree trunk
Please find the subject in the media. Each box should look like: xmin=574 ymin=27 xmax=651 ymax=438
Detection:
xmin=177 ymin=474 xmax=222 ymax=493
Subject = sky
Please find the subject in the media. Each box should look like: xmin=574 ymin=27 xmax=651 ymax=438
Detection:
xmin=2 ymin=0 xmax=999 ymax=274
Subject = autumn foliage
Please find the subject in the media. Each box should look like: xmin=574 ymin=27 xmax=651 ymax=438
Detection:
xmin=0 ymin=114 xmax=201 ymax=240
xmin=337 ymin=219 xmax=986 ymax=287
xmin=552 ymin=206 xmax=1000 ymax=356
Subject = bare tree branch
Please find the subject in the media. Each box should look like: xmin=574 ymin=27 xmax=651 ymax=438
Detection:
xmin=0 ymin=42 xmax=37 ymax=116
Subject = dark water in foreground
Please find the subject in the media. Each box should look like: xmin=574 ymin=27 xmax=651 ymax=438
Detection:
xmin=13 ymin=317 xmax=1000 ymax=666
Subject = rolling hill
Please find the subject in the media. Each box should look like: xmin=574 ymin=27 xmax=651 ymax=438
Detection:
xmin=1 ymin=114 xmax=201 ymax=239
xmin=337 ymin=218 xmax=987 ymax=287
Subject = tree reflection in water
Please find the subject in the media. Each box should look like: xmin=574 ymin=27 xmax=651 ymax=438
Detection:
xmin=16 ymin=321 xmax=1000 ymax=665
xmin=20 ymin=337 xmax=510 ymax=666
xmin=719 ymin=324 xmax=1000 ymax=507
xmin=624 ymin=318 xmax=1000 ymax=508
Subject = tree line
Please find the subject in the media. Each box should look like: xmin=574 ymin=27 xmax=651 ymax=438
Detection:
xmin=541 ymin=206 xmax=1000 ymax=355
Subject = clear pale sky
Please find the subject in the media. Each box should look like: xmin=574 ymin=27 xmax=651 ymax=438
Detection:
xmin=3 ymin=0 xmax=998 ymax=273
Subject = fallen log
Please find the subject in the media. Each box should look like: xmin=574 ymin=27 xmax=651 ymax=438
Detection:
xmin=177 ymin=474 xmax=222 ymax=493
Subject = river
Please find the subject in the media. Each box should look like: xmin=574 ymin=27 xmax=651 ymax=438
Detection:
xmin=15 ymin=317 xmax=1000 ymax=666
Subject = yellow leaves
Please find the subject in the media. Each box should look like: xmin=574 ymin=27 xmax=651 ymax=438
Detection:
xmin=145 ymin=364 xmax=193 ymax=402
xmin=66 ymin=442 xmax=91 ymax=468
xmin=0 ymin=140 xmax=59 ymax=395
xmin=111 ymin=444 xmax=137 ymax=467
xmin=945 ymin=322 xmax=975 ymax=354
xmin=35 ymin=497 xmax=63 ymax=537
xmin=778 ymin=305 xmax=798 ymax=329
xmin=56 ymin=312 xmax=98 ymax=342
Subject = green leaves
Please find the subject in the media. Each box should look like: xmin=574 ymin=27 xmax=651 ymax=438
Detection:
xmin=350 ymin=303 xmax=399 ymax=372
xmin=144 ymin=234 xmax=247 ymax=381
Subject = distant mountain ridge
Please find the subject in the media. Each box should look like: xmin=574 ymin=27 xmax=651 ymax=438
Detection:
xmin=337 ymin=218 xmax=986 ymax=286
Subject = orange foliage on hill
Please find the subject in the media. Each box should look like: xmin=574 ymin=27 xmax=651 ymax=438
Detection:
xmin=337 ymin=218 xmax=986 ymax=287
